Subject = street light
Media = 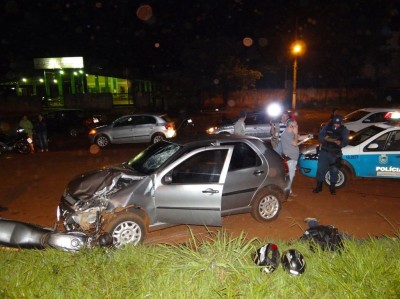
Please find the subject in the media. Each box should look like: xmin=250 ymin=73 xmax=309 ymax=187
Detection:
xmin=291 ymin=40 xmax=305 ymax=111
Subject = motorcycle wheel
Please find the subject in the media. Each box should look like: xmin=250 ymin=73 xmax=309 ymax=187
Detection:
xmin=17 ymin=142 xmax=31 ymax=154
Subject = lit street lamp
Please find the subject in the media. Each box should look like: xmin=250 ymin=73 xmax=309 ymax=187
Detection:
xmin=291 ymin=40 xmax=305 ymax=111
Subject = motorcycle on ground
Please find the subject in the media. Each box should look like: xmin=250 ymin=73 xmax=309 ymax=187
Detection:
xmin=0 ymin=217 xmax=112 ymax=252
xmin=0 ymin=128 xmax=32 ymax=155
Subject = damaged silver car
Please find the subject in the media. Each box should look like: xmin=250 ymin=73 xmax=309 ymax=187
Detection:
xmin=58 ymin=136 xmax=290 ymax=247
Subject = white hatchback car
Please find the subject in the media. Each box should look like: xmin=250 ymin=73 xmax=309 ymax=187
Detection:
xmin=342 ymin=108 xmax=395 ymax=133
xmin=89 ymin=113 xmax=176 ymax=147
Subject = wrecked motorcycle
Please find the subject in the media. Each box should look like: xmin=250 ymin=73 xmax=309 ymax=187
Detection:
xmin=0 ymin=217 xmax=112 ymax=252
xmin=0 ymin=128 xmax=31 ymax=155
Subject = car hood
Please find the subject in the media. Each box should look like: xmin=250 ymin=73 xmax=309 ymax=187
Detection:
xmin=67 ymin=164 xmax=147 ymax=201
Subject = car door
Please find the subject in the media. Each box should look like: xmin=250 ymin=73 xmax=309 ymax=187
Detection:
xmin=110 ymin=115 xmax=137 ymax=143
xmin=133 ymin=115 xmax=157 ymax=142
xmin=220 ymin=141 xmax=266 ymax=212
xmin=358 ymin=130 xmax=400 ymax=178
xmin=153 ymin=145 xmax=233 ymax=226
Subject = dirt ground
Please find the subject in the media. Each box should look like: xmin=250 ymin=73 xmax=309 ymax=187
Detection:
xmin=0 ymin=109 xmax=399 ymax=245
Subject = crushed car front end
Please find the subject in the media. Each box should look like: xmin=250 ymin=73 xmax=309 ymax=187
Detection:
xmin=58 ymin=165 xmax=149 ymax=231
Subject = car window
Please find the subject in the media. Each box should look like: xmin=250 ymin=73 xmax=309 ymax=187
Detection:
xmin=245 ymin=114 xmax=267 ymax=125
xmin=386 ymin=131 xmax=400 ymax=151
xmin=364 ymin=112 xmax=388 ymax=123
xmin=169 ymin=149 xmax=228 ymax=184
xmin=223 ymin=142 xmax=262 ymax=170
xmin=136 ymin=116 xmax=156 ymax=125
xmin=349 ymin=126 xmax=386 ymax=146
xmin=364 ymin=132 xmax=390 ymax=152
xmin=128 ymin=141 xmax=182 ymax=174
xmin=344 ymin=110 xmax=369 ymax=122
xmin=114 ymin=116 xmax=136 ymax=127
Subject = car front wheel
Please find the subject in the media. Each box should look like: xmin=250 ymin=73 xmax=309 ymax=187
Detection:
xmin=251 ymin=187 xmax=282 ymax=222
xmin=103 ymin=212 xmax=146 ymax=248
xmin=95 ymin=135 xmax=110 ymax=147
xmin=324 ymin=167 xmax=350 ymax=189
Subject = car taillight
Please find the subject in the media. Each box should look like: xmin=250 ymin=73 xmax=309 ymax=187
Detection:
xmin=281 ymin=158 xmax=289 ymax=174
xmin=165 ymin=123 xmax=175 ymax=130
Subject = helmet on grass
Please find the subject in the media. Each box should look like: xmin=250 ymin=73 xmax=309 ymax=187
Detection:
xmin=253 ymin=243 xmax=280 ymax=273
xmin=281 ymin=249 xmax=306 ymax=276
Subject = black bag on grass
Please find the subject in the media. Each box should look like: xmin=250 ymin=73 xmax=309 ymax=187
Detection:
xmin=300 ymin=225 xmax=344 ymax=252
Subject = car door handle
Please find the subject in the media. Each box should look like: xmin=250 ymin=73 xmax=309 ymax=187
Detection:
xmin=253 ymin=170 xmax=264 ymax=176
xmin=202 ymin=188 xmax=219 ymax=194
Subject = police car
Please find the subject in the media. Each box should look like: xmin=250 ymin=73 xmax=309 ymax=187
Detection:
xmin=299 ymin=112 xmax=400 ymax=188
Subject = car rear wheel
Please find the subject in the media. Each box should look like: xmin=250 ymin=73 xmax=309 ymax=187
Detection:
xmin=95 ymin=135 xmax=110 ymax=147
xmin=324 ymin=167 xmax=350 ymax=189
xmin=251 ymin=187 xmax=282 ymax=222
xmin=151 ymin=133 xmax=165 ymax=143
xmin=102 ymin=212 xmax=146 ymax=248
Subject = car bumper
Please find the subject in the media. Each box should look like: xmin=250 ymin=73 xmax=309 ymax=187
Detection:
xmin=298 ymin=157 xmax=318 ymax=178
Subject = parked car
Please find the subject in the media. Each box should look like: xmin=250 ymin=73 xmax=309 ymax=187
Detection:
xmin=299 ymin=114 xmax=400 ymax=188
xmin=43 ymin=109 xmax=104 ymax=137
xmin=206 ymin=111 xmax=273 ymax=140
xmin=88 ymin=113 xmax=176 ymax=147
xmin=58 ymin=136 xmax=291 ymax=247
xmin=321 ymin=108 xmax=395 ymax=133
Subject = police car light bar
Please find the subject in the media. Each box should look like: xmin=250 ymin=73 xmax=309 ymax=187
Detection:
xmin=385 ymin=111 xmax=400 ymax=120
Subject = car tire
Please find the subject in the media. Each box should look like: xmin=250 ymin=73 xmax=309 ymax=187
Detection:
xmin=69 ymin=128 xmax=79 ymax=137
xmin=151 ymin=133 xmax=165 ymax=143
xmin=324 ymin=167 xmax=350 ymax=189
xmin=95 ymin=135 xmax=110 ymax=147
xmin=251 ymin=187 xmax=282 ymax=222
xmin=103 ymin=212 xmax=146 ymax=248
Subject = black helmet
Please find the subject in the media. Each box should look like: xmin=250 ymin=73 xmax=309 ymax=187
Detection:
xmin=281 ymin=249 xmax=306 ymax=276
xmin=253 ymin=243 xmax=280 ymax=273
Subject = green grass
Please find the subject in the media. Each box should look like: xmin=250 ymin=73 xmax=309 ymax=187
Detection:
xmin=0 ymin=231 xmax=399 ymax=299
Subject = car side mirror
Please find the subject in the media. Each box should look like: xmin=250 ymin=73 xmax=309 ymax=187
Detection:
xmin=363 ymin=118 xmax=371 ymax=123
xmin=164 ymin=174 xmax=173 ymax=184
xmin=367 ymin=143 xmax=379 ymax=149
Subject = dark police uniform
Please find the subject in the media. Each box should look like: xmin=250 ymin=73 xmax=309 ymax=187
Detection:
xmin=313 ymin=116 xmax=349 ymax=195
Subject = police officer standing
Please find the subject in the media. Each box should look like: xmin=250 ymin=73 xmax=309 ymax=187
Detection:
xmin=313 ymin=115 xmax=349 ymax=195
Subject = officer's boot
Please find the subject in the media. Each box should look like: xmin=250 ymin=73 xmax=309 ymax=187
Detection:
xmin=329 ymin=184 xmax=336 ymax=195
xmin=312 ymin=181 xmax=323 ymax=193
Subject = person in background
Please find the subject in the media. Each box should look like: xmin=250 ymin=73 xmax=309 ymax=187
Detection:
xmin=34 ymin=114 xmax=48 ymax=152
xmin=233 ymin=111 xmax=247 ymax=136
xmin=19 ymin=114 xmax=35 ymax=153
xmin=329 ymin=108 xmax=339 ymax=124
xmin=280 ymin=118 xmax=300 ymax=198
xmin=270 ymin=111 xmax=290 ymax=154
xmin=313 ymin=115 xmax=349 ymax=195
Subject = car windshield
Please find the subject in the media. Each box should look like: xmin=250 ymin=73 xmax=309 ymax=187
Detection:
xmin=343 ymin=110 xmax=369 ymax=122
xmin=348 ymin=126 xmax=386 ymax=146
xmin=127 ymin=141 xmax=182 ymax=174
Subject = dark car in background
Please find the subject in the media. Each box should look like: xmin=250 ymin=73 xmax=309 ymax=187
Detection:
xmin=58 ymin=136 xmax=290 ymax=247
xmin=43 ymin=109 xmax=105 ymax=137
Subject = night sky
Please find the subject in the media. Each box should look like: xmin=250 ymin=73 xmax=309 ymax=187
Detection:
xmin=1 ymin=0 xmax=400 ymax=88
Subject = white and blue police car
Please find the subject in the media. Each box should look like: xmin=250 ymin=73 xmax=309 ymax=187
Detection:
xmin=299 ymin=112 xmax=400 ymax=188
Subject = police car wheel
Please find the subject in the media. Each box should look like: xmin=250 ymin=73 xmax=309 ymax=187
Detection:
xmin=324 ymin=168 xmax=349 ymax=189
